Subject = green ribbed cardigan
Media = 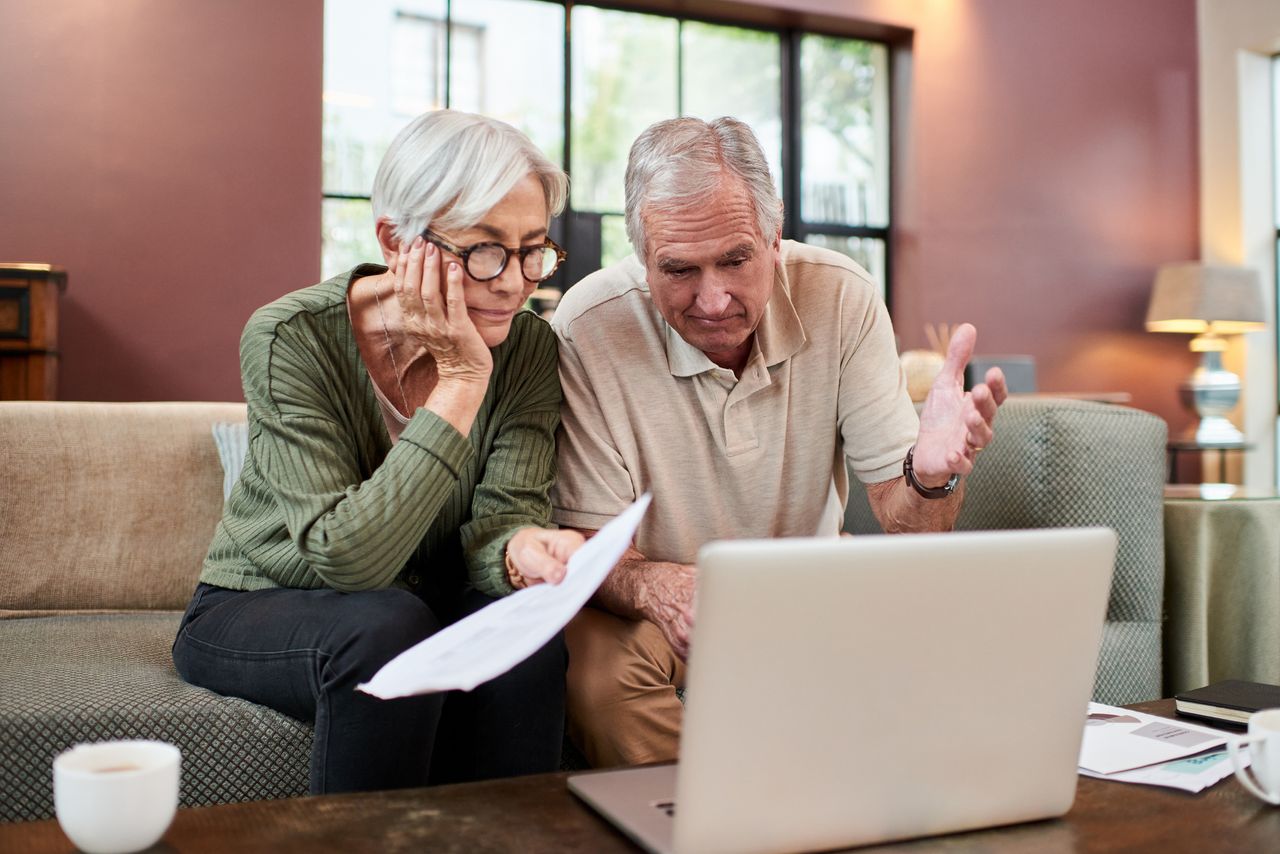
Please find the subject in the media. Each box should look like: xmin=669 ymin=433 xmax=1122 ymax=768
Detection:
xmin=199 ymin=265 xmax=561 ymax=600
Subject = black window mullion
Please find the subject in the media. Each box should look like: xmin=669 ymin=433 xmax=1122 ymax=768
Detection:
xmin=882 ymin=42 xmax=894 ymax=306
xmin=563 ymin=1 xmax=573 ymax=176
xmin=798 ymin=224 xmax=888 ymax=240
xmin=560 ymin=1 xmax=576 ymax=289
xmin=780 ymin=29 xmax=800 ymax=240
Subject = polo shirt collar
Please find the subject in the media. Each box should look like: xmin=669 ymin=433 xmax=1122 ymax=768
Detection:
xmin=665 ymin=263 xmax=807 ymax=378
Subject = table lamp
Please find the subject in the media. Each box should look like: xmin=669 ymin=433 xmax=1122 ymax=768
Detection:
xmin=1145 ymin=262 xmax=1266 ymax=443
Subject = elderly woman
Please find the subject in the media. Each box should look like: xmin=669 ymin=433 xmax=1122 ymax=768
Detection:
xmin=173 ymin=110 xmax=582 ymax=793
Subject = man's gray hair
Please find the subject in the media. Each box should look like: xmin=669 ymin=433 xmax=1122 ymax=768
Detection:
xmin=624 ymin=116 xmax=782 ymax=261
xmin=372 ymin=110 xmax=568 ymax=246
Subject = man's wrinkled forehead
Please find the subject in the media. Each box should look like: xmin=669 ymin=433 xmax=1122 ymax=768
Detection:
xmin=640 ymin=181 xmax=761 ymax=260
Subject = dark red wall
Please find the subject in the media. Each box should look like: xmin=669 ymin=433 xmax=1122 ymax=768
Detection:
xmin=750 ymin=0 xmax=1200 ymax=432
xmin=0 ymin=1 xmax=322 ymax=401
xmin=0 ymin=0 xmax=1198 ymax=434
xmin=891 ymin=0 xmax=1200 ymax=434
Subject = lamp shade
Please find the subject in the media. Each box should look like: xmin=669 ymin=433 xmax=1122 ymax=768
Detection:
xmin=1145 ymin=262 xmax=1267 ymax=334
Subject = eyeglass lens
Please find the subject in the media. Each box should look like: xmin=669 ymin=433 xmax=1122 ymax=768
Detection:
xmin=466 ymin=244 xmax=561 ymax=282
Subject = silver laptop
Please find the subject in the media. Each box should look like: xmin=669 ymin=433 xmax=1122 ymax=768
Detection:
xmin=569 ymin=527 xmax=1116 ymax=854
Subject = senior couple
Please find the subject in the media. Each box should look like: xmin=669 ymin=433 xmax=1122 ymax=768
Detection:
xmin=172 ymin=110 xmax=1007 ymax=792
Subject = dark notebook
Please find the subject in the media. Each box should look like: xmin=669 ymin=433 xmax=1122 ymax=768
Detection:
xmin=1174 ymin=680 xmax=1280 ymax=726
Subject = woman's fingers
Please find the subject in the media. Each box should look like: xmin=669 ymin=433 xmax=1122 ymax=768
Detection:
xmin=443 ymin=260 xmax=464 ymax=326
xmin=529 ymin=529 xmax=586 ymax=585
xmin=528 ymin=549 xmax=568 ymax=585
xmin=392 ymin=240 xmax=408 ymax=305
xmin=546 ymin=529 xmax=585 ymax=562
xmin=393 ymin=237 xmax=423 ymax=325
xmin=419 ymin=239 xmax=437 ymax=302
xmin=385 ymin=234 xmax=494 ymax=384
xmin=418 ymin=242 xmax=447 ymax=329
xmin=404 ymin=236 xmax=425 ymax=308
xmin=510 ymin=528 xmax=586 ymax=587
xmin=513 ymin=538 xmax=567 ymax=585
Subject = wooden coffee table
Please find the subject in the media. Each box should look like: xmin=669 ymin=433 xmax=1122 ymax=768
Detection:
xmin=4 ymin=701 xmax=1278 ymax=852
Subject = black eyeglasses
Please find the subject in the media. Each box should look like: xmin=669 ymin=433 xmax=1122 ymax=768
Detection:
xmin=422 ymin=231 xmax=567 ymax=283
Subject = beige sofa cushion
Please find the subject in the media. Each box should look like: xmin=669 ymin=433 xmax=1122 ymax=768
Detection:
xmin=0 ymin=401 xmax=247 ymax=613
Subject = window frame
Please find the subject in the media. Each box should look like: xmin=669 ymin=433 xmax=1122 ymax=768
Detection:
xmin=321 ymin=0 xmax=903 ymax=305
xmin=1273 ymin=52 xmax=1280 ymax=412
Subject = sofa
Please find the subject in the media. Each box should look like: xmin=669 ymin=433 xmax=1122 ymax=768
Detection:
xmin=845 ymin=397 xmax=1167 ymax=705
xmin=0 ymin=402 xmax=309 ymax=823
xmin=0 ymin=396 xmax=1166 ymax=822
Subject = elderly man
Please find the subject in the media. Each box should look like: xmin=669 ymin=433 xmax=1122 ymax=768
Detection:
xmin=551 ymin=116 xmax=1007 ymax=768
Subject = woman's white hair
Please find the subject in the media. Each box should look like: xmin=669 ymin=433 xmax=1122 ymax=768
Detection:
xmin=372 ymin=110 xmax=568 ymax=246
xmin=624 ymin=116 xmax=782 ymax=261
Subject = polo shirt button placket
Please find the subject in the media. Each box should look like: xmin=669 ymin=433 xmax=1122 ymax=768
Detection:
xmin=724 ymin=399 xmax=759 ymax=456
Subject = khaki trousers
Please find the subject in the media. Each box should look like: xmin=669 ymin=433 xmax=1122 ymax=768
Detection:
xmin=565 ymin=606 xmax=687 ymax=767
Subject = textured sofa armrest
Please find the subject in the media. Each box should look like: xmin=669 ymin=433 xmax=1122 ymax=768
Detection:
xmin=954 ymin=398 xmax=1166 ymax=625
xmin=844 ymin=397 xmax=1167 ymax=704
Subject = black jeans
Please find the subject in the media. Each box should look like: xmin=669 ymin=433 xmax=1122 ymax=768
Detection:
xmin=172 ymin=583 xmax=566 ymax=794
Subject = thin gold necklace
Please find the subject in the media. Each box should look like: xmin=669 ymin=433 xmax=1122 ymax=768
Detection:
xmin=370 ymin=278 xmax=411 ymax=418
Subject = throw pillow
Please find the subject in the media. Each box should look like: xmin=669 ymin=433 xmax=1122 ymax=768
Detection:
xmin=211 ymin=421 xmax=249 ymax=502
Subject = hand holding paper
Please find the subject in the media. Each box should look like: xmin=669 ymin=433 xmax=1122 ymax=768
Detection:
xmin=357 ymin=495 xmax=652 ymax=698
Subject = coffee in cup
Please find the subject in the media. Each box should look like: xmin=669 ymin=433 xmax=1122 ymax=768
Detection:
xmin=53 ymin=740 xmax=181 ymax=854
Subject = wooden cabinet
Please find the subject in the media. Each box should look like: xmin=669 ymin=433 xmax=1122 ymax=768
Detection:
xmin=0 ymin=264 xmax=67 ymax=401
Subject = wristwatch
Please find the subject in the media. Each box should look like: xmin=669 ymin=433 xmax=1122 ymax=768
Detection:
xmin=903 ymin=445 xmax=959 ymax=499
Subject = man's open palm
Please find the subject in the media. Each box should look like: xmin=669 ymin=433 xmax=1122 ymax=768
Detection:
xmin=913 ymin=323 xmax=1007 ymax=483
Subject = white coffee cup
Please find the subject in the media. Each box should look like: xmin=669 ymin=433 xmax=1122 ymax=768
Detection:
xmin=1228 ymin=708 xmax=1280 ymax=805
xmin=53 ymin=740 xmax=181 ymax=854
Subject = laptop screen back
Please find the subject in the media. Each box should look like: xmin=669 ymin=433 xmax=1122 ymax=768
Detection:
xmin=672 ymin=527 xmax=1116 ymax=854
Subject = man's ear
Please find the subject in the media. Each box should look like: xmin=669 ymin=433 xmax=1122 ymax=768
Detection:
xmin=374 ymin=217 xmax=401 ymax=266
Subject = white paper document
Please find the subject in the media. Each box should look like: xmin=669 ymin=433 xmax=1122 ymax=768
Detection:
xmin=1079 ymin=746 xmax=1246 ymax=794
xmin=357 ymin=494 xmax=652 ymax=699
xmin=1078 ymin=702 xmax=1238 ymax=789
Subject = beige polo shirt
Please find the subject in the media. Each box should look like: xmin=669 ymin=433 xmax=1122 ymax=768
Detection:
xmin=551 ymin=239 xmax=917 ymax=564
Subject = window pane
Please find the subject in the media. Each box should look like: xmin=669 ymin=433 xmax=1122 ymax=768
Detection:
xmin=391 ymin=13 xmax=446 ymax=117
xmin=322 ymin=198 xmax=382 ymax=280
xmin=324 ymin=0 xmax=447 ymax=196
xmin=571 ymin=7 xmax=677 ymax=213
xmin=681 ymin=22 xmax=783 ymax=196
xmin=600 ymin=214 xmax=631 ymax=267
xmin=802 ymin=234 xmax=886 ymax=298
xmin=799 ymin=36 xmax=889 ymax=227
xmin=449 ymin=0 xmax=566 ymax=166
xmin=1274 ymin=55 xmax=1279 ymax=229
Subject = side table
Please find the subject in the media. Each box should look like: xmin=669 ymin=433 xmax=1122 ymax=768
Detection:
xmin=0 ymin=263 xmax=67 ymax=400
xmin=1163 ymin=484 xmax=1280 ymax=695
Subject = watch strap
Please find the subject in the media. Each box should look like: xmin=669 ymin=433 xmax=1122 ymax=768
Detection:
xmin=903 ymin=445 xmax=959 ymax=499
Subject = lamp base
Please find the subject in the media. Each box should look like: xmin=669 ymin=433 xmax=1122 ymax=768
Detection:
xmin=1183 ymin=415 xmax=1245 ymax=445
xmin=1177 ymin=348 xmax=1244 ymax=444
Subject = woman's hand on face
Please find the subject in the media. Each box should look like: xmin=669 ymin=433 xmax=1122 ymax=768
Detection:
xmin=394 ymin=236 xmax=493 ymax=385
xmin=507 ymin=527 xmax=587 ymax=587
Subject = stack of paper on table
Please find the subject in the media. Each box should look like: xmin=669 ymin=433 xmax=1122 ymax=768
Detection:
xmin=1079 ymin=702 xmax=1247 ymax=793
